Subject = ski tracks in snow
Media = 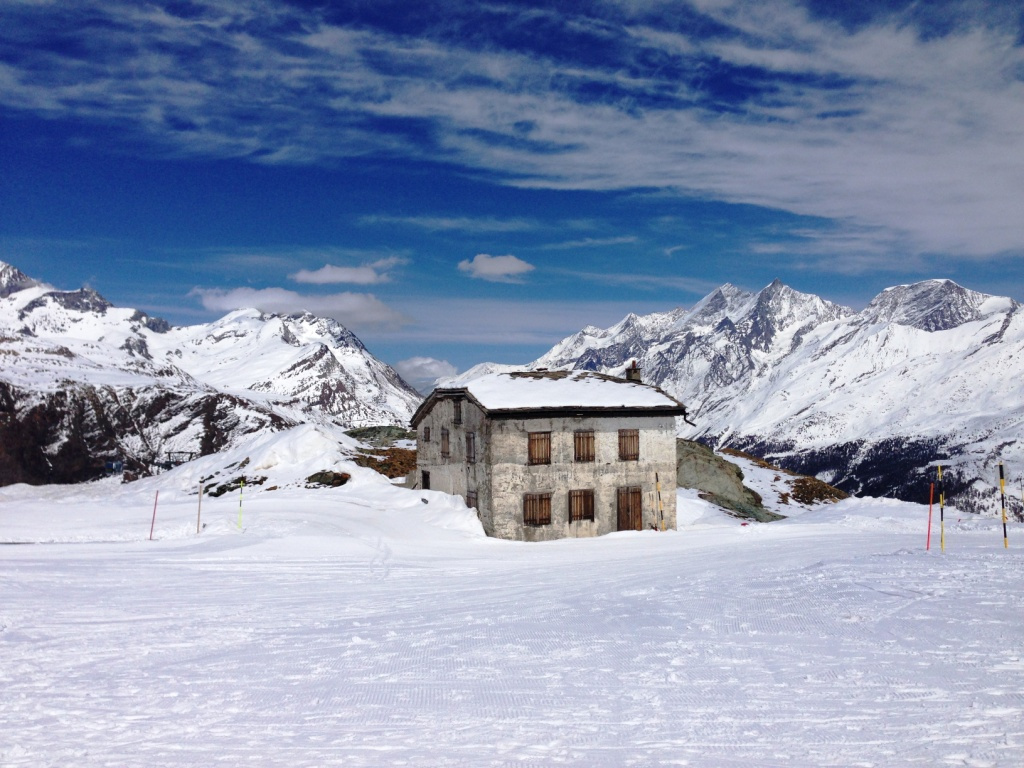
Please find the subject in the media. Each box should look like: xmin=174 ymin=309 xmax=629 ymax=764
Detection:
xmin=1 ymin=528 xmax=1023 ymax=766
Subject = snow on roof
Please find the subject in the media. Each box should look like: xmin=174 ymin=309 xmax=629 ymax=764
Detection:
xmin=456 ymin=370 xmax=684 ymax=411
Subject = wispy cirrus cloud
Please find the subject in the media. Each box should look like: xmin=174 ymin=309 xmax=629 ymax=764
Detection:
xmin=541 ymin=236 xmax=638 ymax=250
xmin=1 ymin=0 xmax=1022 ymax=261
xmin=388 ymin=296 xmax=681 ymax=347
xmin=359 ymin=214 xmax=536 ymax=233
xmin=458 ymin=253 xmax=535 ymax=283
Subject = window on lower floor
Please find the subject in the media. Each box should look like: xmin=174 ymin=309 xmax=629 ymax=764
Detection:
xmin=466 ymin=490 xmax=478 ymax=510
xmin=441 ymin=428 xmax=450 ymax=458
xmin=574 ymin=430 xmax=595 ymax=462
xmin=528 ymin=431 xmax=551 ymax=465
xmin=523 ymin=492 xmax=552 ymax=526
xmin=568 ymin=489 xmax=595 ymax=522
xmin=421 ymin=471 xmax=431 ymax=490
xmin=618 ymin=428 xmax=639 ymax=461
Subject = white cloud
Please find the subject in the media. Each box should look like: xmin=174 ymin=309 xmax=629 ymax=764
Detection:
xmin=3 ymin=0 xmax=1023 ymax=260
xmin=541 ymin=236 xmax=638 ymax=250
xmin=394 ymin=356 xmax=458 ymax=393
xmin=359 ymin=215 xmax=535 ymax=233
xmin=290 ymin=257 xmax=408 ymax=285
xmin=388 ymin=296 xmax=680 ymax=347
xmin=190 ymin=286 xmax=406 ymax=329
xmin=457 ymin=253 xmax=535 ymax=283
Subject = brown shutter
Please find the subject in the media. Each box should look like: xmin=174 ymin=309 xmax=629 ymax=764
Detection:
xmin=574 ymin=430 xmax=595 ymax=462
xmin=618 ymin=429 xmax=639 ymax=461
xmin=569 ymin=489 xmax=595 ymax=522
xmin=523 ymin=493 xmax=552 ymax=526
xmin=528 ymin=432 xmax=551 ymax=465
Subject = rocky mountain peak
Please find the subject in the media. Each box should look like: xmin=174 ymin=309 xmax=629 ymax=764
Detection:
xmin=862 ymin=279 xmax=1000 ymax=331
xmin=0 ymin=261 xmax=40 ymax=298
xmin=19 ymin=287 xmax=114 ymax=319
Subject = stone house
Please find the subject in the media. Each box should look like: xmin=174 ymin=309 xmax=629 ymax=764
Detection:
xmin=410 ymin=369 xmax=691 ymax=541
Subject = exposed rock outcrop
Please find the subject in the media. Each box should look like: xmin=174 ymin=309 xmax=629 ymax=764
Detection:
xmin=677 ymin=439 xmax=785 ymax=522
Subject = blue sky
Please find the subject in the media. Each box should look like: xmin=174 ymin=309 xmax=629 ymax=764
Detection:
xmin=1 ymin=0 xmax=1022 ymax=388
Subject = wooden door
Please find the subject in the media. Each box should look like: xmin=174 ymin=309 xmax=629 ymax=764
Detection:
xmin=617 ymin=486 xmax=642 ymax=531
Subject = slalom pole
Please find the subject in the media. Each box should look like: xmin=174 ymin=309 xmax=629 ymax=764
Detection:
xmin=938 ymin=465 xmax=945 ymax=553
xmin=655 ymin=472 xmax=665 ymax=532
xmin=237 ymin=477 xmax=245 ymax=531
xmin=149 ymin=490 xmax=159 ymax=541
xmin=926 ymin=482 xmax=933 ymax=550
xmin=999 ymin=463 xmax=1008 ymax=549
xmin=196 ymin=482 xmax=203 ymax=535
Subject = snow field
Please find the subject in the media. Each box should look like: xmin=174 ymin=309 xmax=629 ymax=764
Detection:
xmin=2 ymin=442 xmax=1023 ymax=766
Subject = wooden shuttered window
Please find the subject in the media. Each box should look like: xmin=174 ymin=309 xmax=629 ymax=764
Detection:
xmin=528 ymin=432 xmax=551 ymax=465
xmin=466 ymin=431 xmax=476 ymax=464
xmin=453 ymin=399 xmax=463 ymax=426
xmin=574 ymin=430 xmax=595 ymax=463
xmin=617 ymin=486 xmax=643 ymax=531
xmin=441 ymin=428 xmax=450 ymax=458
xmin=618 ymin=429 xmax=639 ymax=461
xmin=523 ymin=493 xmax=552 ymax=526
xmin=568 ymin=489 xmax=595 ymax=522
xmin=466 ymin=490 xmax=478 ymax=511
xmin=422 ymin=426 xmax=431 ymax=442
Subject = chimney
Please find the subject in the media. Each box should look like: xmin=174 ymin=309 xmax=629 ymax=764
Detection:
xmin=625 ymin=360 xmax=642 ymax=383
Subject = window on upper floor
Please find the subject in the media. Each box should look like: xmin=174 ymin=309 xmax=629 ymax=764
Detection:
xmin=528 ymin=431 xmax=551 ymax=465
xmin=618 ymin=429 xmax=639 ymax=461
xmin=453 ymin=399 xmax=462 ymax=426
xmin=441 ymin=428 xmax=450 ymax=458
xmin=422 ymin=426 xmax=431 ymax=442
xmin=466 ymin=431 xmax=476 ymax=464
xmin=574 ymin=430 xmax=595 ymax=463
xmin=523 ymin=492 xmax=552 ymax=526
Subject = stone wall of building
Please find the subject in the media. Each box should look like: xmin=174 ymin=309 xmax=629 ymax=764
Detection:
xmin=487 ymin=413 xmax=678 ymax=541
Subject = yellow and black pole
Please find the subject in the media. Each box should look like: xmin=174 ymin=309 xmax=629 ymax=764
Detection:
xmin=999 ymin=462 xmax=1008 ymax=549
xmin=938 ymin=465 xmax=945 ymax=553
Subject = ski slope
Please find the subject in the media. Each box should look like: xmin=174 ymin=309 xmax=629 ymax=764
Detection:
xmin=2 ymin=432 xmax=1023 ymax=766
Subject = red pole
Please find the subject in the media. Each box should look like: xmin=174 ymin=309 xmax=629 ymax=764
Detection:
xmin=149 ymin=490 xmax=159 ymax=541
xmin=926 ymin=482 xmax=933 ymax=550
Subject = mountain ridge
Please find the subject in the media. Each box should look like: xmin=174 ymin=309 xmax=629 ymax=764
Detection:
xmin=448 ymin=277 xmax=1023 ymax=514
xmin=0 ymin=260 xmax=421 ymax=485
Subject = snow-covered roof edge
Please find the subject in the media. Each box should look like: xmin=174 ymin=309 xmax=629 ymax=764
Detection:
xmin=411 ymin=370 xmax=690 ymax=426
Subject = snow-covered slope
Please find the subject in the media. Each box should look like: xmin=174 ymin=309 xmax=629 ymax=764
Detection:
xmin=469 ymin=278 xmax=1024 ymax=513
xmin=0 ymin=261 xmax=421 ymax=485
xmin=2 ymin=438 xmax=1022 ymax=765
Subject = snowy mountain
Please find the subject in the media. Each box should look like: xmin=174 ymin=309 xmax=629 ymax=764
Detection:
xmin=0 ymin=261 xmax=421 ymax=485
xmin=464 ymin=279 xmax=1024 ymax=514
